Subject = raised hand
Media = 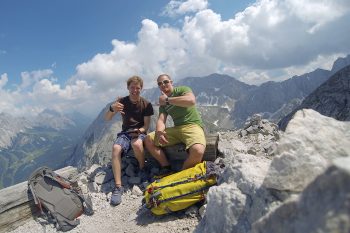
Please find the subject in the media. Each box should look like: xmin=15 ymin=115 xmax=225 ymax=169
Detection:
xmin=159 ymin=91 xmax=168 ymax=106
xmin=111 ymin=97 xmax=125 ymax=114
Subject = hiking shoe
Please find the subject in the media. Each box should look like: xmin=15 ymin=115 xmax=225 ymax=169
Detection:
xmin=110 ymin=186 xmax=124 ymax=206
xmin=138 ymin=169 xmax=149 ymax=182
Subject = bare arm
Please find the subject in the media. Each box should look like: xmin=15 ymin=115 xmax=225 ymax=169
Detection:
xmin=138 ymin=115 xmax=151 ymax=133
xmin=104 ymin=97 xmax=124 ymax=121
xmin=159 ymin=92 xmax=195 ymax=107
xmin=104 ymin=109 xmax=116 ymax=121
xmin=156 ymin=112 xmax=169 ymax=144
xmin=156 ymin=112 xmax=167 ymax=133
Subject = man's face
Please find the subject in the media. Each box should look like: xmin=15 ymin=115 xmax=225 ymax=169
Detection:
xmin=128 ymin=81 xmax=142 ymax=97
xmin=157 ymin=75 xmax=173 ymax=93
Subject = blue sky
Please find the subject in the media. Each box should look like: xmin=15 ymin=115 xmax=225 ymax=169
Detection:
xmin=0 ymin=0 xmax=252 ymax=87
xmin=0 ymin=0 xmax=349 ymax=117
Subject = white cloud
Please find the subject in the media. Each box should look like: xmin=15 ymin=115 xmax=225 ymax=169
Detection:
xmin=162 ymin=0 xmax=208 ymax=17
xmin=285 ymin=0 xmax=350 ymax=33
xmin=32 ymin=78 xmax=91 ymax=100
xmin=73 ymin=19 xmax=191 ymax=89
xmin=28 ymin=78 xmax=95 ymax=115
xmin=0 ymin=73 xmax=8 ymax=89
xmin=2 ymin=0 xmax=350 ymax=117
xmin=72 ymin=0 xmax=350 ymax=89
xmin=283 ymin=53 xmax=346 ymax=78
xmin=19 ymin=69 xmax=54 ymax=90
xmin=0 ymin=70 xmax=96 ymax=117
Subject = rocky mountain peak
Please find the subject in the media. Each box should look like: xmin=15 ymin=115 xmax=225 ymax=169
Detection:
xmin=331 ymin=54 xmax=350 ymax=74
xmin=7 ymin=109 xmax=349 ymax=233
xmin=35 ymin=109 xmax=76 ymax=130
xmin=278 ymin=64 xmax=350 ymax=130
xmin=0 ymin=113 xmax=31 ymax=149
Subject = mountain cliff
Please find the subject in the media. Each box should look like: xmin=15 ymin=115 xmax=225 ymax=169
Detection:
xmin=278 ymin=64 xmax=350 ymax=130
xmin=232 ymin=68 xmax=330 ymax=126
xmin=0 ymin=110 xmax=91 ymax=189
xmin=66 ymin=105 xmax=123 ymax=169
xmin=0 ymin=113 xmax=32 ymax=149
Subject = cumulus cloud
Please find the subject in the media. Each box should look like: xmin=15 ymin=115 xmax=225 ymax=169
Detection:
xmin=72 ymin=0 xmax=350 ymax=89
xmin=285 ymin=0 xmax=350 ymax=33
xmin=2 ymin=0 xmax=350 ymax=117
xmin=73 ymin=19 xmax=194 ymax=89
xmin=162 ymin=0 xmax=208 ymax=17
xmin=19 ymin=69 xmax=54 ymax=90
xmin=0 ymin=70 xmax=95 ymax=117
xmin=0 ymin=73 xmax=8 ymax=89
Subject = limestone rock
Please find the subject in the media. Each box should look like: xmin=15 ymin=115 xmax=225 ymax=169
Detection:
xmin=252 ymin=157 xmax=350 ymax=233
xmin=264 ymin=109 xmax=350 ymax=192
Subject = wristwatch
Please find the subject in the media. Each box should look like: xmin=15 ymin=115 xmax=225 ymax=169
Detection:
xmin=109 ymin=105 xmax=115 ymax=112
xmin=165 ymin=97 xmax=170 ymax=105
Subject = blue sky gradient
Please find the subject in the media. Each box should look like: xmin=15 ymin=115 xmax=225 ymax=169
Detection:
xmin=0 ymin=0 xmax=252 ymax=86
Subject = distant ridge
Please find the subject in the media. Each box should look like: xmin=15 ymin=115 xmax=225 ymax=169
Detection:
xmin=278 ymin=64 xmax=350 ymax=130
xmin=67 ymin=54 xmax=350 ymax=169
xmin=143 ymin=55 xmax=350 ymax=128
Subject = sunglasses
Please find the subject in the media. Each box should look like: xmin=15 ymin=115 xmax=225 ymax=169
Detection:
xmin=157 ymin=79 xmax=171 ymax=86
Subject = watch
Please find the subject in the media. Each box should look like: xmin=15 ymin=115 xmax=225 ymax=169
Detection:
xmin=165 ymin=97 xmax=170 ymax=105
xmin=109 ymin=105 xmax=115 ymax=112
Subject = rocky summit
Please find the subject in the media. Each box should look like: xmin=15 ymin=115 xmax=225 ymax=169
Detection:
xmin=196 ymin=109 xmax=350 ymax=233
xmin=278 ymin=64 xmax=350 ymax=130
xmin=6 ymin=108 xmax=349 ymax=233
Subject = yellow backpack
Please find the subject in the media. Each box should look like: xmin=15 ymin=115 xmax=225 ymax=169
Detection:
xmin=143 ymin=161 xmax=217 ymax=215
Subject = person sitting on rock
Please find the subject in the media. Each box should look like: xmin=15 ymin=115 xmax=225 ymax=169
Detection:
xmin=105 ymin=75 xmax=154 ymax=206
xmin=145 ymin=74 xmax=206 ymax=176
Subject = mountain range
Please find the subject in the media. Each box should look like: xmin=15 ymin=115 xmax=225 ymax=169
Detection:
xmin=279 ymin=63 xmax=350 ymax=130
xmin=68 ymin=54 xmax=350 ymax=169
xmin=143 ymin=54 xmax=350 ymax=128
xmin=0 ymin=110 xmax=92 ymax=188
xmin=1 ymin=54 xmax=349 ymax=187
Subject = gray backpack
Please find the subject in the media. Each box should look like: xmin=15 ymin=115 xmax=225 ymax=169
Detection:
xmin=28 ymin=166 xmax=93 ymax=231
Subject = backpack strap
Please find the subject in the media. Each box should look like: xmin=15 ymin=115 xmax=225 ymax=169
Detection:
xmin=41 ymin=170 xmax=72 ymax=189
xmin=28 ymin=182 xmax=46 ymax=215
xmin=76 ymin=192 xmax=94 ymax=216
xmin=149 ymin=174 xmax=209 ymax=192
xmin=147 ymin=183 xmax=216 ymax=209
xmin=28 ymin=167 xmax=51 ymax=214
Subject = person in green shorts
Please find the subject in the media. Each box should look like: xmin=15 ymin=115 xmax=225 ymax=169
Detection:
xmin=144 ymin=74 xmax=206 ymax=175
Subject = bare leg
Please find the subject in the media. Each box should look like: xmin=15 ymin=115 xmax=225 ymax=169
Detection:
xmin=131 ymin=138 xmax=145 ymax=169
xmin=111 ymin=144 xmax=123 ymax=187
xmin=144 ymin=135 xmax=170 ymax=167
xmin=182 ymin=143 xmax=205 ymax=170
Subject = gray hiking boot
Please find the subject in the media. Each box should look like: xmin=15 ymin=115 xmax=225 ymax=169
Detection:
xmin=110 ymin=186 xmax=124 ymax=206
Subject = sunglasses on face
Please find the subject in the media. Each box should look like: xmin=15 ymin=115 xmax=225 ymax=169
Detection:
xmin=157 ymin=79 xmax=171 ymax=86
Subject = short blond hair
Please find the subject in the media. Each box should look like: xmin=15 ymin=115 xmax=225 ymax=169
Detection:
xmin=127 ymin=75 xmax=143 ymax=88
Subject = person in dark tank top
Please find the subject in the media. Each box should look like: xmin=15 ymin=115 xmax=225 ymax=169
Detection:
xmin=105 ymin=75 xmax=154 ymax=206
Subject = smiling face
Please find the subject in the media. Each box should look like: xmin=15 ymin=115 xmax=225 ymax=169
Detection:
xmin=157 ymin=74 xmax=173 ymax=95
xmin=128 ymin=81 xmax=142 ymax=101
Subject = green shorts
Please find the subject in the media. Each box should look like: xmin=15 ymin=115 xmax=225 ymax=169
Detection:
xmin=148 ymin=124 xmax=206 ymax=150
